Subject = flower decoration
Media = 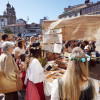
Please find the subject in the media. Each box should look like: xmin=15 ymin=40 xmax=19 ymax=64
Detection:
xmin=81 ymin=58 xmax=86 ymax=62
xmin=87 ymin=56 xmax=91 ymax=58
xmin=87 ymin=56 xmax=90 ymax=61
xmin=69 ymin=55 xmax=91 ymax=62
xmin=69 ymin=57 xmax=72 ymax=60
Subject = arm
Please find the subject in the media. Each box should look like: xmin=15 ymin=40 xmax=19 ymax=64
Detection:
xmin=4 ymin=55 xmax=19 ymax=81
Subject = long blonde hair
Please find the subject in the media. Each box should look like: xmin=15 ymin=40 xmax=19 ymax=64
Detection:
xmin=61 ymin=47 xmax=88 ymax=100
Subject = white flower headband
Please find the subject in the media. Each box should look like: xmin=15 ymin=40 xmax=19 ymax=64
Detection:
xmin=69 ymin=55 xmax=91 ymax=62
xmin=31 ymin=46 xmax=40 ymax=50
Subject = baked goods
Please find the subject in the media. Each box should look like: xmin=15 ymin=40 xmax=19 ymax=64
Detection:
xmin=46 ymin=73 xmax=55 ymax=79
xmin=59 ymin=70 xmax=65 ymax=74
xmin=55 ymin=59 xmax=67 ymax=69
xmin=55 ymin=59 xmax=61 ymax=65
xmin=52 ymin=73 xmax=63 ymax=79
xmin=51 ymin=63 xmax=58 ymax=71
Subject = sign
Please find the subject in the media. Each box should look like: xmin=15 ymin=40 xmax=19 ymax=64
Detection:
xmin=42 ymin=43 xmax=62 ymax=53
xmin=43 ymin=28 xmax=62 ymax=35
xmin=43 ymin=34 xmax=62 ymax=43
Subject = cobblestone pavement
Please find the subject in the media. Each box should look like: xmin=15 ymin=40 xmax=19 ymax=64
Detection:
xmin=18 ymin=90 xmax=26 ymax=100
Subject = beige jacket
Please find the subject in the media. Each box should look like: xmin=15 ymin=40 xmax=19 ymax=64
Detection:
xmin=0 ymin=52 xmax=20 ymax=82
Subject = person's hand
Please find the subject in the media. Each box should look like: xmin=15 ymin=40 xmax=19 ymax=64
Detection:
xmin=17 ymin=73 xmax=22 ymax=79
xmin=20 ymin=64 xmax=26 ymax=71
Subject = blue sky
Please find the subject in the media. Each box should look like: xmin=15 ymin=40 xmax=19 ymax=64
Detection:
xmin=0 ymin=0 xmax=99 ymax=24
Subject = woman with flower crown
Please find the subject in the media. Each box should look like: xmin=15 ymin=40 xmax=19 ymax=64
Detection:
xmin=51 ymin=47 xmax=96 ymax=100
xmin=25 ymin=42 xmax=46 ymax=100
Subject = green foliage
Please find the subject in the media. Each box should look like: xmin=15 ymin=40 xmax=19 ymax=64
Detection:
xmin=4 ymin=28 xmax=13 ymax=34
xmin=38 ymin=56 xmax=47 ymax=67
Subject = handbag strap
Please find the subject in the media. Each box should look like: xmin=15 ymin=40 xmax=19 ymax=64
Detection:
xmin=3 ymin=56 xmax=7 ymax=70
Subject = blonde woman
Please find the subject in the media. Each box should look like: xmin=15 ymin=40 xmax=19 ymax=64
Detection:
xmin=51 ymin=47 xmax=95 ymax=100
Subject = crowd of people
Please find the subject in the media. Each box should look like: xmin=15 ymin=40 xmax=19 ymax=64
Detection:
xmin=0 ymin=34 xmax=45 ymax=100
xmin=0 ymin=34 xmax=99 ymax=100
xmin=62 ymin=40 xmax=96 ymax=54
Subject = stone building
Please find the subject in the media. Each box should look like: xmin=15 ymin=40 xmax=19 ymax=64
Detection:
xmin=81 ymin=1 xmax=100 ymax=15
xmin=0 ymin=2 xmax=16 ymax=32
xmin=25 ymin=23 xmax=42 ymax=36
xmin=6 ymin=23 xmax=26 ymax=34
xmin=58 ymin=0 xmax=91 ymax=19
xmin=16 ymin=18 xmax=26 ymax=24
xmin=6 ymin=22 xmax=42 ymax=36
xmin=59 ymin=0 xmax=100 ymax=19
xmin=0 ymin=16 xmax=8 ymax=32
xmin=59 ymin=4 xmax=88 ymax=19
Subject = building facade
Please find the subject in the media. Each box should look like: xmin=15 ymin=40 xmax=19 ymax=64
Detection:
xmin=6 ymin=23 xmax=26 ymax=34
xmin=16 ymin=18 xmax=26 ymax=24
xmin=0 ymin=2 xmax=16 ymax=32
xmin=81 ymin=1 xmax=100 ymax=15
xmin=59 ymin=4 xmax=88 ymax=19
xmin=25 ymin=23 xmax=42 ymax=36
xmin=6 ymin=22 xmax=42 ymax=36
xmin=0 ymin=16 xmax=8 ymax=32
xmin=59 ymin=0 xmax=100 ymax=19
xmin=40 ymin=17 xmax=48 ymax=24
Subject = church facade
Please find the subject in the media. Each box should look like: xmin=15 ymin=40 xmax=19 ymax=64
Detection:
xmin=0 ymin=2 xmax=16 ymax=32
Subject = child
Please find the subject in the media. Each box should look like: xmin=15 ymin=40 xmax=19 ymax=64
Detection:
xmin=18 ymin=54 xmax=27 ymax=89
xmin=19 ymin=54 xmax=26 ymax=71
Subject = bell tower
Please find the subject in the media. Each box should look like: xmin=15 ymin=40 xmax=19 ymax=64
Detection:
xmin=85 ymin=0 xmax=90 ymax=4
xmin=6 ymin=2 xmax=12 ymax=16
xmin=6 ymin=2 xmax=16 ymax=24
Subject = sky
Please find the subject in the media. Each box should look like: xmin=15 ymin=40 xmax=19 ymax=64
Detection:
xmin=0 ymin=0 xmax=99 ymax=24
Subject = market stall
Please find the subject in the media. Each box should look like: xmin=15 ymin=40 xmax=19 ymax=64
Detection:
xmin=42 ymin=15 xmax=100 ymax=53
xmin=42 ymin=15 xmax=100 ymax=99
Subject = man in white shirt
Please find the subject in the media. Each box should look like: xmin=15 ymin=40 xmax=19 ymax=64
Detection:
xmin=0 ymin=34 xmax=9 ymax=55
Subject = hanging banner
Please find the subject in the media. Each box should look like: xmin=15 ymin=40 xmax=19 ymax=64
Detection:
xmin=42 ymin=43 xmax=62 ymax=53
xmin=43 ymin=28 xmax=62 ymax=35
xmin=43 ymin=34 xmax=62 ymax=43
xmin=42 ymin=44 xmax=54 ymax=52
xmin=54 ymin=44 xmax=62 ymax=53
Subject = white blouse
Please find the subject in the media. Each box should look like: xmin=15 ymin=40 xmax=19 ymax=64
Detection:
xmin=25 ymin=58 xmax=45 ymax=84
xmin=13 ymin=47 xmax=26 ymax=56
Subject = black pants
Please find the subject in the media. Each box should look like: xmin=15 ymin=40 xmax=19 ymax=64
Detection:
xmin=5 ymin=91 xmax=18 ymax=100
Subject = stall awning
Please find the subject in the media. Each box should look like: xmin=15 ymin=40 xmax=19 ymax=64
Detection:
xmin=42 ymin=15 xmax=100 ymax=52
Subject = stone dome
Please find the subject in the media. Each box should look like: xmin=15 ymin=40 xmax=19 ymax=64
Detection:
xmin=7 ymin=2 xmax=11 ymax=7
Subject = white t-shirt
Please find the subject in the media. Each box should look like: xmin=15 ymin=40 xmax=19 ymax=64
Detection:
xmin=14 ymin=47 xmax=26 ymax=56
xmin=84 ymin=45 xmax=90 ymax=50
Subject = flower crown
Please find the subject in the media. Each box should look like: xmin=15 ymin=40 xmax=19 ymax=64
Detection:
xmin=69 ymin=56 xmax=91 ymax=62
xmin=30 ymin=46 xmax=40 ymax=50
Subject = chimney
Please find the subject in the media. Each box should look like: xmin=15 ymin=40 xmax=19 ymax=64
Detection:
xmin=85 ymin=0 xmax=90 ymax=4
